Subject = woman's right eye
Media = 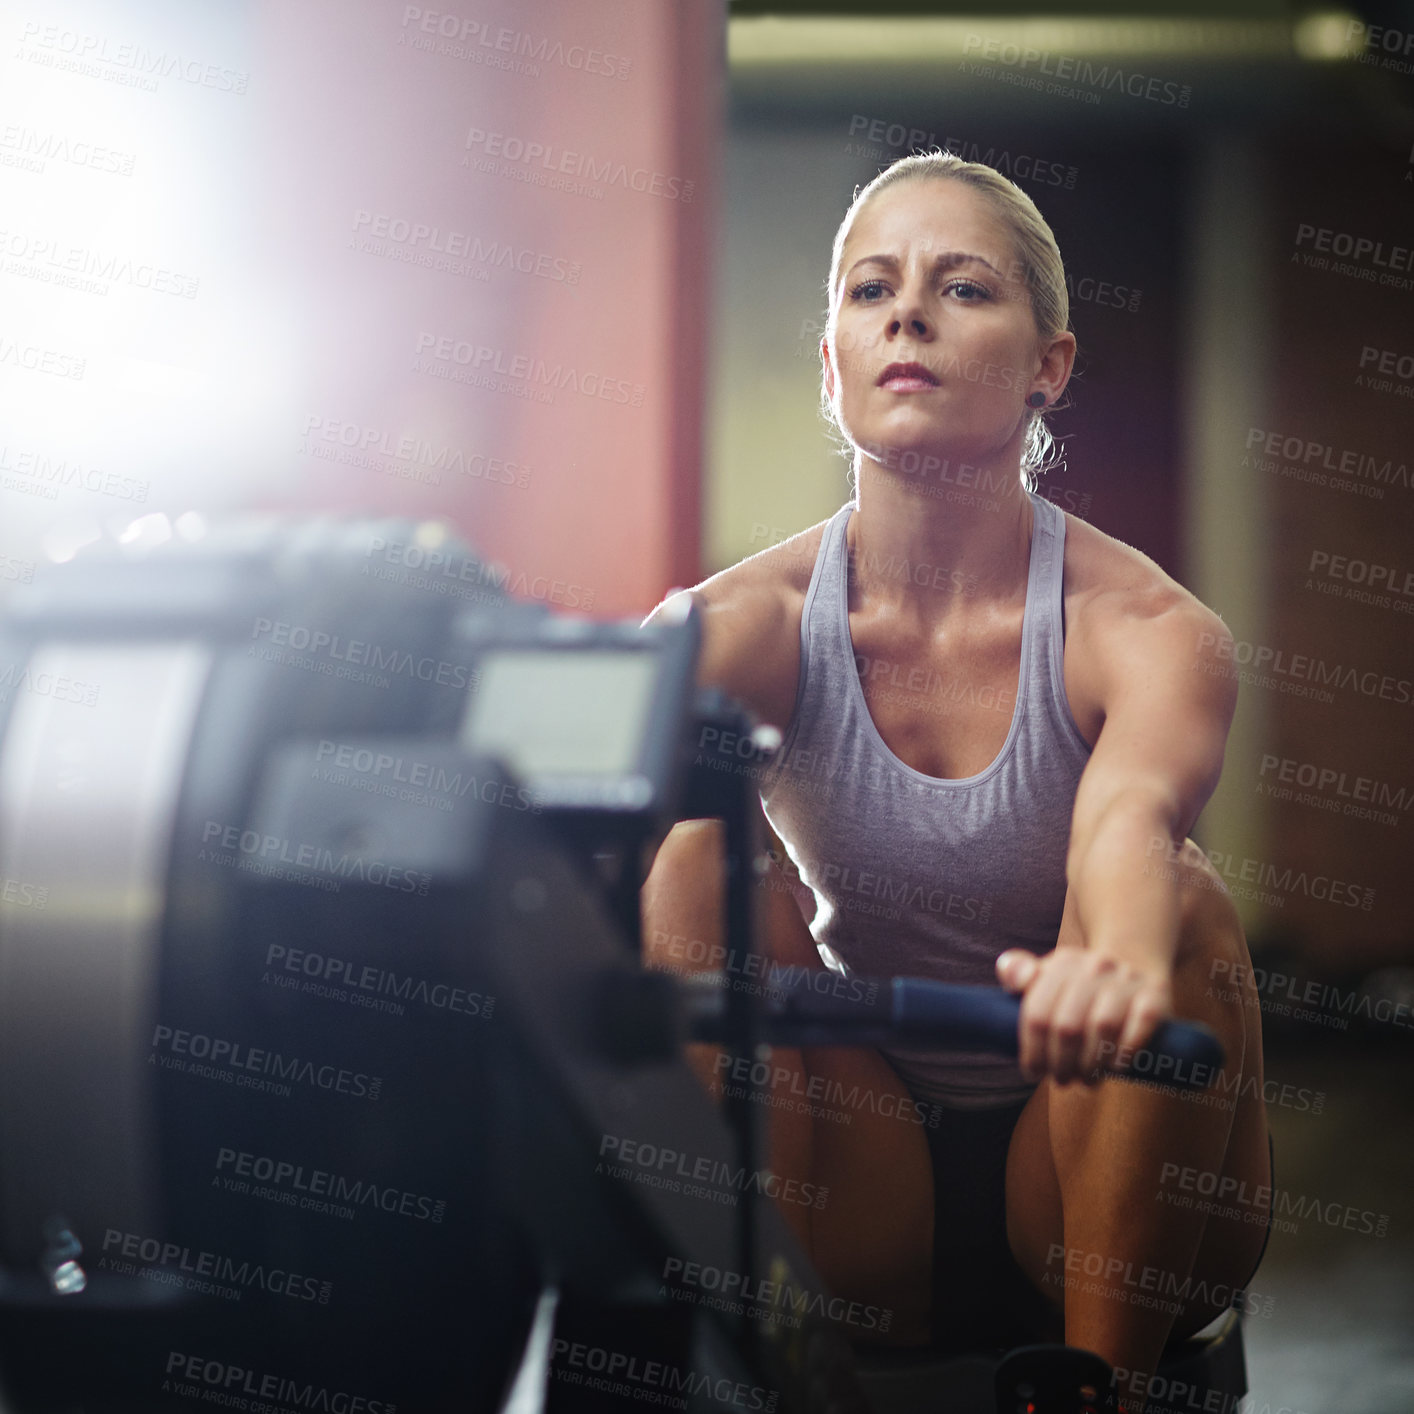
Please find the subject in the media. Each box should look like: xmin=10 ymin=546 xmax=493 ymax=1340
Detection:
xmin=847 ymin=279 xmax=888 ymax=302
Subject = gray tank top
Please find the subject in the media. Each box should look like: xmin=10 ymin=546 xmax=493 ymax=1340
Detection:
xmin=757 ymin=491 xmax=1092 ymax=1110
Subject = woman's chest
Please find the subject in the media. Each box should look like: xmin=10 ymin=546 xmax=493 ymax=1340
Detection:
xmin=847 ymin=595 xmax=1100 ymax=781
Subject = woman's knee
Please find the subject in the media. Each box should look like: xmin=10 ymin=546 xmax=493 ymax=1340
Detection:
xmin=1166 ymin=839 xmax=1245 ymax=972
xmin=642 ymin=817 xmax=819 ymax=974
xmin=1154 ymin=841 xmax=1258 ymax=1088
xmin=641 ymin=819 xmax=727 ymax=970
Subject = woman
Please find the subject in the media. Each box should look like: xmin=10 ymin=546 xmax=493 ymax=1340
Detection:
xmin=640 ymin=152 xmax=1271 ymax=1413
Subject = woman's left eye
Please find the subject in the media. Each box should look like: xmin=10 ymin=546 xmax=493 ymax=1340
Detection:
xmin=947 ymin=279 xmax=990 ymax=301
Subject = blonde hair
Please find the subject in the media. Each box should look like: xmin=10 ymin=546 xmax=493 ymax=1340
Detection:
xmin=821 ymin=150 xmax=1072 ymax=488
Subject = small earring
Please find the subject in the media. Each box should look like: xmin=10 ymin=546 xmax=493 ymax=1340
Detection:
xmin=1026 ymin=391 xmax=1047 ymax=409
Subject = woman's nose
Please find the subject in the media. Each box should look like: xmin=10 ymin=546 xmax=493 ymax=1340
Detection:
xmin=890 ymin=313 xmax=931 ymax=337
xmin=888 ymin=290 xmax=932 ymax=339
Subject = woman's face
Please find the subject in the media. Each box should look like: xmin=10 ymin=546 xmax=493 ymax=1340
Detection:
xmin=823 ymin=178 xmax=1070 ymax=475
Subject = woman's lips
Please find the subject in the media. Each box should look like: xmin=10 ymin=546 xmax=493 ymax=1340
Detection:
xmin=878 ymin=362 xmax=940 ymax=391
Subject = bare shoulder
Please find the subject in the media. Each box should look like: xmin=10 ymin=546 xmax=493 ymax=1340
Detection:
xmin=1063 ymin=510 xmax=1226 ymax=633
xmin=641 ymin=519 xmax=833 ymax=730
xmin=1059 ymin=510 xmax=1233 ymax=697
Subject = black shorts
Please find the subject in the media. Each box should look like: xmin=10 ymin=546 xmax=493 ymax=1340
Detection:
xmin=916 ymin=1093 xmax=1276 ymax=1356
xmin=918 ymin=1093 xmax=1060 ymax=1355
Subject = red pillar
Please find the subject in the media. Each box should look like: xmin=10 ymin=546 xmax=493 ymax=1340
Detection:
xmin=255 ymin=0 xmax=721 ymax=617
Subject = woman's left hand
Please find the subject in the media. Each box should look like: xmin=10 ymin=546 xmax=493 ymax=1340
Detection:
xmin=994 ymin=946 xmax=1174 ymax=1085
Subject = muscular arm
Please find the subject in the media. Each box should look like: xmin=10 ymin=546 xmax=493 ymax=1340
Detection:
xmin=640 ymin=583 xmax=791 ymax=722
xmin=999 ymin=590 xmax=1238 ymax=1082
xmin=638 ymin=577 xmax=797 ymax=884
xmin=1065 ymin=594 xmax=1236 ymax=974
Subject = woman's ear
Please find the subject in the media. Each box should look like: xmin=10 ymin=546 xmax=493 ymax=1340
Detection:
xmin=1034 ymin=329 xmax=1076 ymax=405
xmin=820 ymin=337 xmax=835 ymax=402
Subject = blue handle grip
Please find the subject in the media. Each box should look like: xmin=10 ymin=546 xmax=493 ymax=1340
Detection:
xmin=683 ymin=974 xmax=1225 ymax=1090
xmin=890 ymin=979 xmax=1225 ymax=1090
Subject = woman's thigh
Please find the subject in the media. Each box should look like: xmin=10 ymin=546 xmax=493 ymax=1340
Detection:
xmin=1004 ymin=846 xmax=1271 ymax=1344
xmin=642 ymin=818 xmax=936 ymax=1342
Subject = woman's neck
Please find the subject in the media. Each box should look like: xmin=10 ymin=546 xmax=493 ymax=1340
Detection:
xmin=847 ymin=458 xmax=1035 ymax=625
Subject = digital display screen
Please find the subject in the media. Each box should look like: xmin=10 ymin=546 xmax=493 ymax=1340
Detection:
xmin=459 ymin=649 xmax=659 ymax=780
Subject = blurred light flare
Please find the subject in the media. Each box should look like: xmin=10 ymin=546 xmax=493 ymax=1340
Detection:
xmin=174 ymin=511 xmax=207 ymax=542
xmin=0 ymin=8 xmax=301 ymax=517
xmin=1293 ymin=11 xmax=1368 ymax=62
xmin=118 ymin=512 xmax=172 ymax=549
xmin=728 ymin=15 xmax=1301 ymax=67
xmin=41 ymin=521 xmax=103 ymax=565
